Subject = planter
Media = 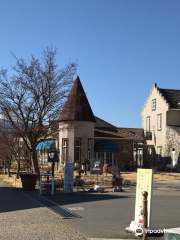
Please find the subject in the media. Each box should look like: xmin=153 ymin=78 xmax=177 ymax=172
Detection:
xmin=20 ymin=173 xmax=39 ymax=191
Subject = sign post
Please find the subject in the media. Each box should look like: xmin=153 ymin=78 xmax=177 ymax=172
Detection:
xmin=64 ymin=162 xmax=74 ymax=193
xmin=126 ymin=168 xmax=154 ymax=236
xmin=90 ymin=158 xmax=103 ymax=185
xmin=135 ymin=169 xmax=154 ymax=228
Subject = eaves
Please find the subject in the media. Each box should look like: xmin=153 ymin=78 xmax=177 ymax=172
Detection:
xmin=94 ymin=137 xmax=144 ymax=141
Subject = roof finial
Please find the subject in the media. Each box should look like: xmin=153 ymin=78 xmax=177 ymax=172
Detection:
xmin=153 ymin=83 xmax=157 ymax=88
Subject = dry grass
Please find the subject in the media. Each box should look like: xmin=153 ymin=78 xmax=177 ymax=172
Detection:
xmin=0 ymin=170 xmax=180 ymax=189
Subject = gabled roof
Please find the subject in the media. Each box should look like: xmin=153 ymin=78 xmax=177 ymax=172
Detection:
xmin=58 ymin=76 xmax=96 ymax=122
xmin=94 ymin=127 xmax=143 ymax=140
xmin=157 ymin=87 xmax=180 ymax=109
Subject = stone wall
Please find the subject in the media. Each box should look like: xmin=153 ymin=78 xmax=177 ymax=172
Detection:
xmin=166 ymin=126 xmax=180 ymax=166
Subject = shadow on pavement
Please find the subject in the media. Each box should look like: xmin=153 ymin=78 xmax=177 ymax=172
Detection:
xmin=0 ymin=181 xmax=131 ymax=214
xmin=0 ymin=185 xmax=41 ymax=213
xmin=44 ymin=191 xmax=130 ymax=206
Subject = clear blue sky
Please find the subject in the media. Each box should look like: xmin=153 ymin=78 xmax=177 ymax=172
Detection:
xmin=1 ymin=0 xmax=180 ymax=128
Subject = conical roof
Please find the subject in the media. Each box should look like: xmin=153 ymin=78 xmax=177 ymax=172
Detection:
xmin=58 ymin=76 xmax=96 ymax=122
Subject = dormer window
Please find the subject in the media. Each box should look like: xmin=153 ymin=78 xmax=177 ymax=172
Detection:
xmin=152 ymin=99 xmax=156 ymax=111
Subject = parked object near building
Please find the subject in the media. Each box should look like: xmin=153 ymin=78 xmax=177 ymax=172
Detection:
xmin=20 ymin=173 xmax=39 ymax=191
xmin=103 ymin=164 xmax=119 ymax=173
xmin=111 ymin=171 xmax=123 ymax=191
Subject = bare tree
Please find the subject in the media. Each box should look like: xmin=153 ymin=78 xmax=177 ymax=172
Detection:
xmin=0 ymin=120 xmax=31 ymax=177
xmin=0 ymin=47 xmax=77 ymax=173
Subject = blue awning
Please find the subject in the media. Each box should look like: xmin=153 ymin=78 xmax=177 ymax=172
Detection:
xmin=95 ymin=140 xmax=119 ymax=152
xmin=36 ymin=140 xmax=55 ymax=150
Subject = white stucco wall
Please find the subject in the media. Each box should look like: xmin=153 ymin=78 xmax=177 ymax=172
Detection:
xmin=59 ymin=121 xmax=94 ymax=166
xmin=141 ymin=84 xmax=169 ymax=156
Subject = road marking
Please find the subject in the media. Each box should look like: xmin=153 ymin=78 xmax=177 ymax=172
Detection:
xmin=68 ymin=207 xmax=85 ymax=210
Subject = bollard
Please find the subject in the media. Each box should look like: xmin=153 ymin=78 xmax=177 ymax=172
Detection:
xmin=142 ymin=191 xmax=148 ymax=240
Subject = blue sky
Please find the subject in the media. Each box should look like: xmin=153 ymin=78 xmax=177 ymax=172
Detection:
xmin=1 ymin=1 xmax=180 ymax=128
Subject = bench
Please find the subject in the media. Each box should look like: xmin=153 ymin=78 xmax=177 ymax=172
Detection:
xmin=39 ymin=173 xmax=54 ymax=195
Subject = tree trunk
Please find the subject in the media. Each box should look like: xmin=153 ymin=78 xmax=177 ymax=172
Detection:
xmin=16 ymin=161 xmax=20 ymax=179
xmin=7 ymin=159 xmax=11 ymax=177
xmin=32 ymin=145 xmax=40 ymax=174
xmin=4 ymin=159 xmax=6 ymax=174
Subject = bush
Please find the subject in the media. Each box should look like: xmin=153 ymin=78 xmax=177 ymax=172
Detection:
xmin=76 ymin=168 xmax=84 ymax=176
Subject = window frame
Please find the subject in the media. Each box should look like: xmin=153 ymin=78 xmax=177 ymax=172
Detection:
xmin=146 ymin=116 xmax=150 ymax=132
xmin=152 ymin=99 xmax=156 ymax=111
xmin=88 ymin=138 xmax=92 ymax=161
xmin=74 ymin=138 xmax=81 ymax=163
xmin=157 ymin=114 xmax=162 ymax=131
xmin=62 ymin=138 xmax=68 ymax=162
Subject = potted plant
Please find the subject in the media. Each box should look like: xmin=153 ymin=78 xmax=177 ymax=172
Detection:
xmin=20 ymin=173 xmax=39 ymax=190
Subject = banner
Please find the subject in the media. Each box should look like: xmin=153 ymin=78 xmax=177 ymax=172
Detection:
xmin=134 ymin=169 xmax=154 ymax=227
xmin=64 ymin=162 xmax=74 ymax=193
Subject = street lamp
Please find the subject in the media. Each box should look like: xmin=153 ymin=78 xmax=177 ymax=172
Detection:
xmin=172 ymin=148 xmax=175 ymax=168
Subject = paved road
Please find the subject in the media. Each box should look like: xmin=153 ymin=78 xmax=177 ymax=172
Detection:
xmin=44 ymin=183 xmax=180 ymax=239
xmin=0 ymin=180 xmax=88 ymax=240
xmin=1 ymin=180 xmax=180 ymax=240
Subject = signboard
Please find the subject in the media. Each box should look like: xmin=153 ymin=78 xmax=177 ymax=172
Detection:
xmin=48 ymin=148 xmax=59 ymax=162
xmin=121 ymin=146 xmax=128 ymax=153
xmin=134 ymin=169 xmax=154 ymax=227
xmin=90 ymin=158 xmax=103 ymax=175
xmin=64 ymin=162 xmax=74 ymax=193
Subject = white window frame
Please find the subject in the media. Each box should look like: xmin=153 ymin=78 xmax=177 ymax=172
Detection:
xmin=157 ymin=114 xmax=162 ymax=131
xmin=152 ymin=99 xmax=156 ymax=110
xmin=146 ymin=116 xmax=150 ymax=132
xmin=62 ymin=139 xmax=68 ymax=162
xmin=96 ymin=152 xmax=114 ymax=165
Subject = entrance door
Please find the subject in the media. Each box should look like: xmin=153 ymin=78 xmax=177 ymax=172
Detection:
xmin=96 ymin=152 xmax=114 ymax=165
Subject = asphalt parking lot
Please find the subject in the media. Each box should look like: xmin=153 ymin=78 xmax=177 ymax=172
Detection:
xmin=43 ymin=181 xmax=180 ymax=239
xmin=1 ymin=180 xmax=180 ymax=239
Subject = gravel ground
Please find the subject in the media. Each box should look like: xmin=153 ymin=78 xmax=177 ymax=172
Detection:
xmin=0 ymin=180 xmax=88 ymax=240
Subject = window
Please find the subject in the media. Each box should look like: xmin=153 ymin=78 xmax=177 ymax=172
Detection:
xmin=106 ymin=152 xmax=113 ymax=164
xmin=146 ymin=116 xmax=150 ymax=132
xmin=75 ymin=139 xmax=81 ymax=162
xmin=157 ymin=147 xmax=162 ymax=163
xmin=157 ymin=114 xmax=162 ymax=131
xmin=62 ymin=139 xmax=68 ymax=162
xmin=152 ymin=99 xmax=156 ymax=110
xmin=88 ymin=139 xmax=92 ymax=160
xmin=97 ymin=152 xmax=114 ymax=165
xmin=98 ymin=152 xmax=104 ymax=159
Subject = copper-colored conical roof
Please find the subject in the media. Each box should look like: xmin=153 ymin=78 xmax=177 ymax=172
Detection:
xmin=58 ymin=76 xmax=96 ymax=122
